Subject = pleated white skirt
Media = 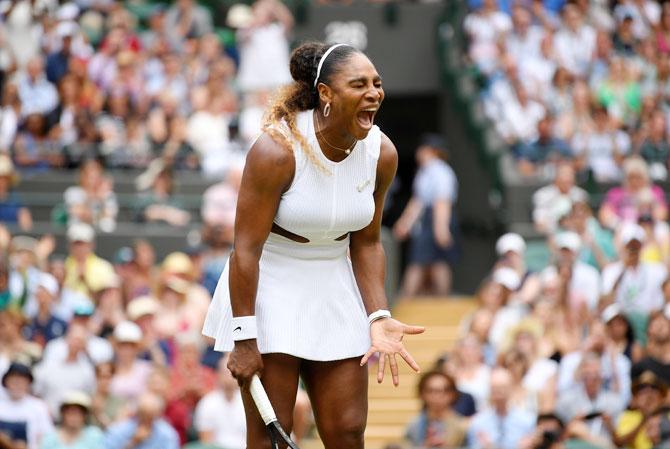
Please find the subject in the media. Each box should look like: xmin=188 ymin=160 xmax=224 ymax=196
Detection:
xmin=202 ymin=233 xmax=370 ymax=361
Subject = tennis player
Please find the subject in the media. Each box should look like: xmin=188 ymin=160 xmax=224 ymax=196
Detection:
xmin=202 ymin=41 xmax=424 ymax=449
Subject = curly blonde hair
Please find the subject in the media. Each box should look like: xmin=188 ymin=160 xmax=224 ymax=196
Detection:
xmin=261 ymin=41 xmax=359 ymax=173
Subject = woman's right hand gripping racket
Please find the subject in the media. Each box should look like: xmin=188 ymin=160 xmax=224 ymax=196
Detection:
xmin=250 ymin=375 xmax=300 ymax=449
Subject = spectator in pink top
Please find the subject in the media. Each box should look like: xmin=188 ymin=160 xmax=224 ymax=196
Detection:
xmin=598 ymin=157 xmax=667 ymax=230
xmin=109 ymin=321 xmax=152 ymax=404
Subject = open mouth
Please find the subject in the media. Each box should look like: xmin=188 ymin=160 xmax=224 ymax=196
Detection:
xmin=356 ymin=110 xmax=376 ymax=130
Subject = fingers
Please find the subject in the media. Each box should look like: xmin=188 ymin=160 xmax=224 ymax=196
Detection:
xmin=403 ymin=325 xmax=426 ymax=335
xmin=377 ymin=353 xmax=386 ymax=384
xmin=360 ymin=348 xmax=376 ymax=366
xmin=399 ymin=348 xmax=421 ymax=373
xmin=390 ymin=353 xmax=399 ymax=386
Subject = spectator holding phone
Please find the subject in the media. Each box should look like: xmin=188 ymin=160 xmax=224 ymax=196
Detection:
xmin=556 ymin=353 xmax=625 ymax=448
xmin=614 ymin=370 xmax=667 ymax=449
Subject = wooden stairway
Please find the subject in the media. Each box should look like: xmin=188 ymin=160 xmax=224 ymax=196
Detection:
xmin=302 ymin=297 xmax=476 ymax=449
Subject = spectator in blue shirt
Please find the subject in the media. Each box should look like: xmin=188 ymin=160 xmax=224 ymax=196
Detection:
xmin=518 ymin=116 xmax=573 ymax=177
xmin=467 ymin=367 xmax=536 ymax=449
xmin=393 ymin=134 xmax=459 ymax=297
xmin=16 ymin=57 xmax=59 ymax=117
xmin=104 ymin=393 xmax=179 ymax=449
xmin=23 ymin=273 xmax=67 ymax=347
xmin=45 ymin=27 xmax=74 ymax=85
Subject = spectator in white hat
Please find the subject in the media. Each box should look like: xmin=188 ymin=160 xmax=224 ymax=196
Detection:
xmin=552 ymin=231 xmax=601 ymax=311
xmin=109 ymin=321 xmax=152 ymax=404
xmin=42 ymin=302 xmax=113 ymax=365
xmin=23 ymin=272 xmax=68 ymax=347
xmin=488 ymin=267 xmax=528 ymax=351
xmin=495 ymin=232 xmax=541 ymax=305
xmin=601 ymin=303 xmax=643 ymax=364
xmin=602 ymin=223 xmax=667 ymax=314
xmin=63 ymin=222 xmax=115 ymax=300
xmin=127 ymin=296 xmax=170 ymax=366
xmin=40 ymin=391 xmax=104 ymax=449
xmin=532 ymin=163 xmax=588 ymax=235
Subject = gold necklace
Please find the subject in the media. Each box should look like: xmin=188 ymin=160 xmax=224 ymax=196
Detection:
xmin=314 ymin=112 xmax=357 ymax=155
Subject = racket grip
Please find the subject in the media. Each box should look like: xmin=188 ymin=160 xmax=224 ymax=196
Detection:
xmin=250 ymin=374 xmax=278 ymax=425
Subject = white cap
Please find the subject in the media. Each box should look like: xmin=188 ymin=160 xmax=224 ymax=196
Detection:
xmin=492 ymin=267 xmax=521 ymax=291
xmin=37 ymin=273 xmax=59 ymax=297
xmin=67 ymin=222 xmax=95 ymax=243
xmin=601 ymin=303 xmax=624 ymax=324
xmin=495 ymin=233 xmax=526 ymax=256
xmin=60 ymin=390 xmax=91 ymax=410
xmin=620 ymin=223 xmax=646 ymax=246
xmin=56 ymin=21 xmax=78 ymax=38
xmin=226 ymin=4 xmax=253 ymax=28
xmin=555 ymin=231 xmax=581 ymax=252
xmin=56 ymin=2 xmax=80 ymax=21
xmin=113 ymin=321 xmax=143 ymax=343
xmin=126 ymin=296 xmax=160 ymax=321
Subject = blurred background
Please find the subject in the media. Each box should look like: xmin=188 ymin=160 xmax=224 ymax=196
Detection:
xmin=5 ymin=1 xmax=670 ymax=449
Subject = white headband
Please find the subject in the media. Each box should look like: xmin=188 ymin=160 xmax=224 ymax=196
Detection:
xmin=313 ymin=43 xmax=349 ymax=88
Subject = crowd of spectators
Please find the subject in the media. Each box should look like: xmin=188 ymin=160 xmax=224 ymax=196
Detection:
xmin=466 ymin=0 xmax=670 ymax=183
xmin=394 ymin=3 xmax=670 ymax=449
xmin=0 ymin=0 xmax=310 ymax=448
xmin=0 ymin=0 xmax=297 ymax=234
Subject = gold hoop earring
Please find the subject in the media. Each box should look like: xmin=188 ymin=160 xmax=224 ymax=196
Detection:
xmin=324 ymin=103 xmax=331 ymax=117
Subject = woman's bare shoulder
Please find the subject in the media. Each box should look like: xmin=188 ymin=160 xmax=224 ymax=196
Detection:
xmin=243 ymin=132 xmax=296 ymax=193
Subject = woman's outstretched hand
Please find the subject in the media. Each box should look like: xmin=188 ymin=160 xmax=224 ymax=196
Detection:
xmin=360 ymin=318 xmax=425 ymax=386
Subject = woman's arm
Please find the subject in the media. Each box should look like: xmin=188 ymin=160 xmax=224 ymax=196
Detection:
xmin=352 ymin=134 xmax=424 ymax=385
xmin=226 ymin=133 xmax=294 ymax=388
xmin=350 ymin=134 xmax=398 ymax=315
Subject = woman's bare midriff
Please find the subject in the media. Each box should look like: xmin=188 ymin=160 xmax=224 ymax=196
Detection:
xmin=270 ymin=223 xmax=348 ymax=242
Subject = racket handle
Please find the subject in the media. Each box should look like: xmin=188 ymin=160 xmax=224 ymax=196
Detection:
xmin=250 ymin=374 xmax=278 ymax=425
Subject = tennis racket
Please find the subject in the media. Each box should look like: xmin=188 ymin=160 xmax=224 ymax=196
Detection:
xmin=250 ymin=374 xmax=301 ymax=449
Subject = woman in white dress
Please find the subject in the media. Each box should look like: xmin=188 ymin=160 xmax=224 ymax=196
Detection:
xmin=202 ymin=41 xmax=424 ymax=449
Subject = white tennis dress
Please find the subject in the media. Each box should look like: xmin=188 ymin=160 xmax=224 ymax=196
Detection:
xmin=202 ymin=109 xmax=382 ymax=361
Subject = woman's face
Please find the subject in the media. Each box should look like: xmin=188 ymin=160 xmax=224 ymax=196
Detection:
xmin=134 ymin=241 xmax=155 ymax=269
xmin=420 ymin=375 xmax=454 ymax=412
xmin=95 ymin=363 xmax=114 ymax=392
xmin=626 ymin=171 xmax=647 ymax=192
xmin=324 ymin=52 xmax=384 ymax=140
xmin=115 ymin=342 xmax=139 ymax=363
xmin=606 ymin=316 xmax=629 ymax=341
xmin=515 ymin=331 xmax=536 ymax=357
xmin=503 ymin=353 xmax=528 ymax=380
xmin=81 ymin=160 xmax=103 ymax=188
xmin=61 ymin=405 xmax=86 ymax=429
xmin=458 ymin=336 xmax=482 ymax=366
xmin=635 ymin=386 xmax=662 ymax=416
